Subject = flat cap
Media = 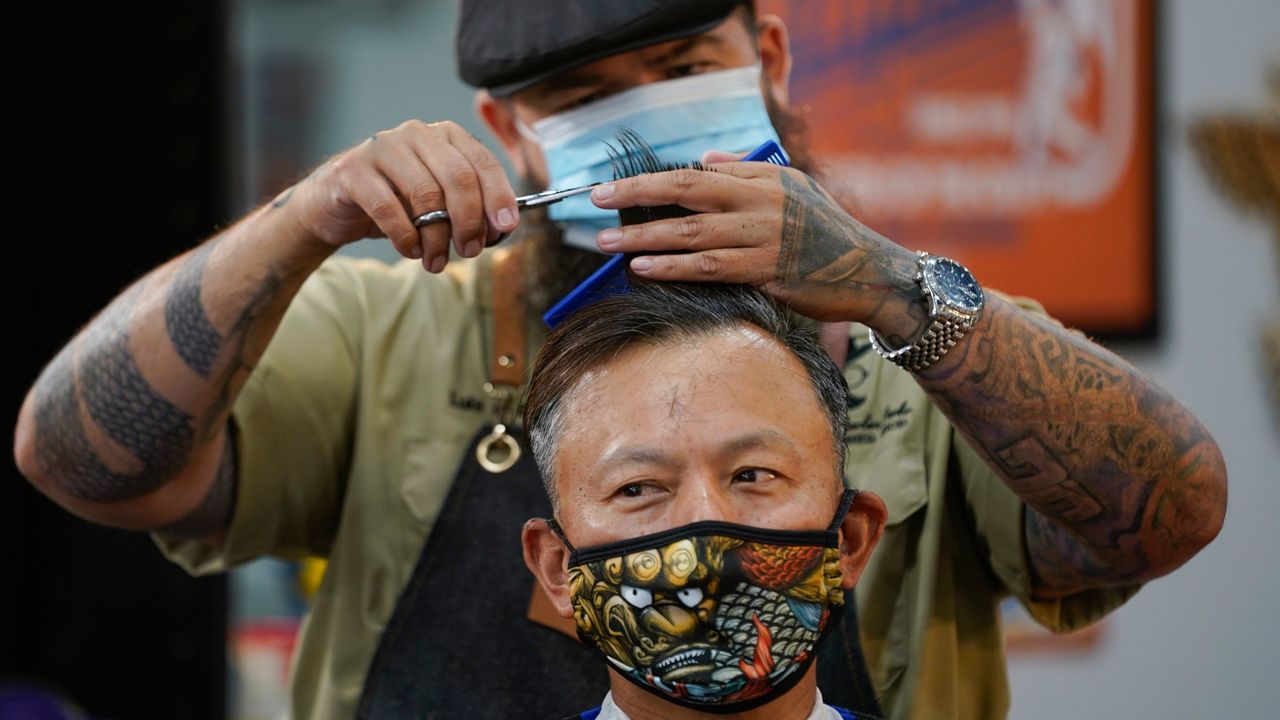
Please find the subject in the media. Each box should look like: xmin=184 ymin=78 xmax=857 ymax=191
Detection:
xmin=457 ymin=0 xmax=746 ymax=97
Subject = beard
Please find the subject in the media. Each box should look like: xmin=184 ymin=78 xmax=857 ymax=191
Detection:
xmin=517 ymin=86 xmax=820 ymax=323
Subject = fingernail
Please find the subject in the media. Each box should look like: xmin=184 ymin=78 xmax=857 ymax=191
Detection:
xmin=464 ymin=240 xmax=481 ymax=258
xmin=592 ymin=183 xmax=615 ymax=202
xmin=631 ymin=257 xmax=654 ymax=272
xmin=410 ymin=245 xmax=423 ymax=259
xmin=598 ymin=228 xmax=622 ymax=248
xmin=497 ymin=207 xmax=516 ymax=229
xmin=429 ymin=256 xmax=446 ymax=273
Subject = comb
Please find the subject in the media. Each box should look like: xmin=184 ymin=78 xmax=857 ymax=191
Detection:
xmin=542 ymin=133 xmax=790 ymax=329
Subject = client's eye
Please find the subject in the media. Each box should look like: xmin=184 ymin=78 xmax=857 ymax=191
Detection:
xmin=621 ymin=585 xmax=654 ymax=609
xmin=676 ymin=587 xmax=704 ymax=608
xmin=732 ymin=468 xmax=777 ymax=484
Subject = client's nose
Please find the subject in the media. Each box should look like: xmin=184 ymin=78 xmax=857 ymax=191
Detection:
xmin=669 ymin=473 xmax=738 ymax=526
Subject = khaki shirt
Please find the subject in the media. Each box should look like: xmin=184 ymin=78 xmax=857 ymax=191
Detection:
xmin=157 ymin=253 xmax=1137 ymax=720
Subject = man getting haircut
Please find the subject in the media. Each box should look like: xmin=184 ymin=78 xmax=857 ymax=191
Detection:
xmin=522 ymin=280 xmax=887 ymax=720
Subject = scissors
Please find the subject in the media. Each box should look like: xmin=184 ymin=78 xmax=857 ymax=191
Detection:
xmin=411 ymin=184 xmax=601 ymax=229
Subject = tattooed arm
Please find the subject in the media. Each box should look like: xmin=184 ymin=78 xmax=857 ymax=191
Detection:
xmin=13 ymin=120 xmax=518 ymax=535
xmin=766 ymin=170 xmax=1225 ymax=592
xmin=914 ymin=297 xmax=1228 ymax=595
xmin=591 ymin=163 xmax=1227 ymax=595
xmin=12 ymin=204 xmax=331 ymax=535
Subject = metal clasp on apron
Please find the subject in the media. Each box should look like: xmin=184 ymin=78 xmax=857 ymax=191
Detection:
xmin=477 ymin=380 xmax=521 ymax=473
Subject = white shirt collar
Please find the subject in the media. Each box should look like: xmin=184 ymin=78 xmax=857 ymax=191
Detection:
xmin=594 ymin=688 xmax=841 ymax=720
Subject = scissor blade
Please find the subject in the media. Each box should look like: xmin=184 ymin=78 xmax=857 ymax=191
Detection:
xmin=413 ymin=183 xmax=600 ymax=228
xmin=516 ymin=183 xmax=599 ymax=209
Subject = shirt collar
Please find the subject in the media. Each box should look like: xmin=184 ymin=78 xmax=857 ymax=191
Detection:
xmin=594 ymin=689 xmax=837 ymax=720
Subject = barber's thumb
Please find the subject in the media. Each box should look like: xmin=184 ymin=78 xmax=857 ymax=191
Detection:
xmin=700 ymin=149 xmax=748 ymax=164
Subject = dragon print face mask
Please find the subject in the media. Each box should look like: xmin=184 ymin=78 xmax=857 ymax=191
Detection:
xmin=548 ymin=490 xmax=855 ymax=714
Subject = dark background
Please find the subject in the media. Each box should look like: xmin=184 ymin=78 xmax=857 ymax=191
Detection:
xmin=5 ymin=3 xmax=229 ymax=717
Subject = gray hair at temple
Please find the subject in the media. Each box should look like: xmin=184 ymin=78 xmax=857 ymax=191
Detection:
xmin=523 ymin=281 xmax=850 ymax=512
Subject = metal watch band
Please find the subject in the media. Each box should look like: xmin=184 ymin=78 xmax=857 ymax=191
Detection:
xmin=868 ymin=251 xmax=982 ymax=372
xmin=868 ymin=317 xmax=970 ymax=372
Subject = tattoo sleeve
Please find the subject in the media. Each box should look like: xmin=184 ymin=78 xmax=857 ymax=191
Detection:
xmin=34 ymin=286 xmax=196 ymax=501
xmin=21 ymin=203 xmax=329 ymax=529
xmin=916 ymin=296 xmax=1227 ymax=595
xmin=765 ymin=168 xmax=1223 ymax=594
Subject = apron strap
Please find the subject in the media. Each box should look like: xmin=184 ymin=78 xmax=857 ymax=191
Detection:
xmin=489 ymin=246 xmax=526 ymax=388
xmin=490 ymin=246 xmax=582 ymax=641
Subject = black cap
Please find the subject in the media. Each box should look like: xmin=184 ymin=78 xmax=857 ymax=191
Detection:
xmin=457 ymin=0 xmax=746 ymax=97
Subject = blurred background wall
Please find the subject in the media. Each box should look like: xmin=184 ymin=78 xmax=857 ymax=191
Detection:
xmin=7 ymin=0 xmax=1276 ymax=718
xmin=1006 ymin=0 xmax=1278 ymax=716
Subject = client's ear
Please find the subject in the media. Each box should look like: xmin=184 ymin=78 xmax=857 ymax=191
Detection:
xmin=836 ymin=491 xmax=887 ymax=590
xmin=522 ymin=518 xmax=575 ymax=618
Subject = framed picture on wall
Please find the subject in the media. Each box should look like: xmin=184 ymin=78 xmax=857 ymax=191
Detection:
xmin=763 ymin=0 xmax=1157 ymax=338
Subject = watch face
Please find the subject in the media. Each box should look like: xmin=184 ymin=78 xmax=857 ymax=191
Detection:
xmin=925 ymin=257 xmax=984 ymax=313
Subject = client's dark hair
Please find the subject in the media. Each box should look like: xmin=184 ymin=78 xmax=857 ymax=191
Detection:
xmin=523 ymin=281 xmax=849 ymax=511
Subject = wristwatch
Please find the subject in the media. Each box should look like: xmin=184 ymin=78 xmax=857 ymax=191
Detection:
xmin=869 ymin=251 xmax=984 ymax=372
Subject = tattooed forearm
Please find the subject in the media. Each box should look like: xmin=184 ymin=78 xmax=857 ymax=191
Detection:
xmin=166 ymin=243 xmax=222 ymax=377
xmin=197 ymin=272 xmax=280 ymax=440
xmin=271 ymin=186 xmax=295 ymax=209
xmin=34 ymin=286 xmax=195 ymax=501
xmin=14 ymin=193 xmax=333 ymax=531
xmin=28 ymin=238 xmax=283 ymax=509
xmin=918 ymin=296 xmax=1227 ymax=593
xmin=994 ymin=436 xmax=1104 ymax=524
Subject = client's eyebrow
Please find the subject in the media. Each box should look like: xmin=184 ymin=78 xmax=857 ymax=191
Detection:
xmin=598 ymin=446 xmax=681 ymax=471
xmin=596 ymin=429 xmax=801 ymax=476
xmin=715 ymin=429 xmax=801 ymax=461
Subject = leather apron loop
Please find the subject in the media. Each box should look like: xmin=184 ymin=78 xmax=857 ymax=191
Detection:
xmin=477 ymin=247 xmax=527 ymax=474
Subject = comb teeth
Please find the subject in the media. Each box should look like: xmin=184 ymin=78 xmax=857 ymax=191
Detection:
xmin=741 ymin=139 xmax=790 ymax=167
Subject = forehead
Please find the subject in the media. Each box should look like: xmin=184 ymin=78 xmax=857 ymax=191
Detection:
xmin=552 ymin=325 xmax=833 ymax=475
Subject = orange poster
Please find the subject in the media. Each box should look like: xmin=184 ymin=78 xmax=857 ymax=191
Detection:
xmin=764 ymin=0 xmax=1155 ymax=336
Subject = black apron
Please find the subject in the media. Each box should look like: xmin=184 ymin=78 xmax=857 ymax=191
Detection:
xmin=356 ymin=426 xmax=605 ymax=718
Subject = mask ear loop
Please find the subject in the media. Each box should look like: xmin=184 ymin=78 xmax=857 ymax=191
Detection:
xmin=827 ymin=488 xmax=860 ymax=534
xmin=514 ymin=117 xmax=542 ymax=144
xmin=545 ymin=518 xmax=579 ymax=556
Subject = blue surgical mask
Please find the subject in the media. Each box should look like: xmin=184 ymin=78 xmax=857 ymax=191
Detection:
xmin=518 ymin=64 xmax=781 ymax=252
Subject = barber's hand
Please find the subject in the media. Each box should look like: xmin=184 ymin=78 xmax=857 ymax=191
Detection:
xmin=278 ymin=120 xmax=518 ymax=273
xmin=588 ymin=159 xmax=923 ymax=333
